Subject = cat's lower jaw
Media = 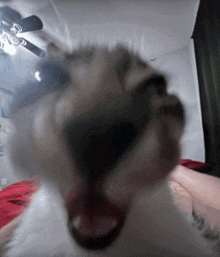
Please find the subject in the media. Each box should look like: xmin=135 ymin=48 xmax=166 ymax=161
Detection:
xmin=4 ymin=182 xmax=217 ymax=257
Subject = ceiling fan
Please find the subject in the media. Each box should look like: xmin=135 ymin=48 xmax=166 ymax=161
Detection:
xmin=0 ymin=6 xmax=45 ymax=57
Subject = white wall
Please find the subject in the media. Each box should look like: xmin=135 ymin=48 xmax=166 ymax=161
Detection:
xmin=151 ymin=44 xmax=205 ymax=162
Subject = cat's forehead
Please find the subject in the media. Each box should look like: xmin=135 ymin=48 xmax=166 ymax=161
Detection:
xmin=47 ymin=44 xmax=149 ymax=71
xmin=66 ymin=45 xmax=145 ymax=63
xmin=46 ymin=44 xmax=155 ymax=90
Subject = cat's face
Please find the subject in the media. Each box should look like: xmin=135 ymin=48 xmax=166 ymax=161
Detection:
xmin=8 ymin=43 xmax=184 ymax=250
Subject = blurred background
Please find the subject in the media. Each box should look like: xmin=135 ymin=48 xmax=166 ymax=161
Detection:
xmin=0 ymin=0 xmax=203 ymax=186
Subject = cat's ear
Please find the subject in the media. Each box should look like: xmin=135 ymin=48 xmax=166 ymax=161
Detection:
xmin=46 ymin=42 xmax=65 ymax=62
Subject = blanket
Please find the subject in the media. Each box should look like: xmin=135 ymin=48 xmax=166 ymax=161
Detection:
xmin=0 ymin=177 xmax=39 ymax=229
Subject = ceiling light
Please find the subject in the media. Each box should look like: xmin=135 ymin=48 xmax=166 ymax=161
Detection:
xmin=3 ymin=43 xmax=16 ymax=55
xmin=35 ymin=71 xmax=42 ymax=82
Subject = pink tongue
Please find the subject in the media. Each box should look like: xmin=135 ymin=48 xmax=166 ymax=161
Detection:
xmin=72 ymin=215 xmax=118 ymax=237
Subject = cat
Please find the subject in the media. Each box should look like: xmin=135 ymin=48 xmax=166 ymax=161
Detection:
xmin=2 ymin=43 xmax=218 ymax=256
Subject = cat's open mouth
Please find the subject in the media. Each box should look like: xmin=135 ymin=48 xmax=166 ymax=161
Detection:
xmin=66 ymin=191 xmax=126 ymax=250
xmin=64 ymin=111 xmax=139 ymax=250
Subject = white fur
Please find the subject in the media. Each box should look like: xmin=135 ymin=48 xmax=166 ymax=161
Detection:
xmin=4 ymin=180 xmax=217 ymax=257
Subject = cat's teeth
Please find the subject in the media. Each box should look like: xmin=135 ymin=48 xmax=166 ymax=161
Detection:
xmin=72 ymin=215 xmax=118 ymax=237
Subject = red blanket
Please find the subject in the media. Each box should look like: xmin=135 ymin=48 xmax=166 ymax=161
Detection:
xmin=179 ymin=159 xmax=210 ymax=173
xmin=0 ymin=159 xmax=209 ymax=229
xmin=0 ymin=177 xmax=39 ymax=229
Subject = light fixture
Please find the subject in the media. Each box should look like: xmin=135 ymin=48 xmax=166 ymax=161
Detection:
xmin=0 ymin=6 xmax=45 ymax=57
xmin=3 ymin=42 xmax=16 ymax=55
xmin=34 ymin=71 xmax=42 ymax=82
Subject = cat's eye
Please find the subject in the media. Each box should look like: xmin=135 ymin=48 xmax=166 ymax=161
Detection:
xmin=135 ymin=76 xmax=167 ymax=97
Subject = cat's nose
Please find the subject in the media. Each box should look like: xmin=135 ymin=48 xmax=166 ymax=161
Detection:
xmin=62 ymin=99 xmax=141 ymax=180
